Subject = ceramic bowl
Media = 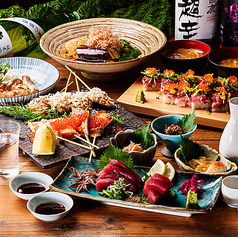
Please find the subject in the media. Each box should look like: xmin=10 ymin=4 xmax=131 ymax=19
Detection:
xmin=221 ymin=175 xmax=238 ymax=208
xmin=27 ymin=191 xmax=73 ymax=221
xmin=110 ymin=129 xmax=157 ymax=165
xmin=160 ymin=39 xmax=211 ymax=72
xmin=208 ymin=47 xmax=238 ymax=77
xmin=40 ymin=18 xmax=166 ymax=81
xmin=9 ymin=172 xmax=53 ymax=200
xmin=0 ymin=57 xmax=59 ymax=105
xmin=174 ymin=144 xmax=237 ymax=175
xmin=151 ymin=115 xmax=197 ymax=158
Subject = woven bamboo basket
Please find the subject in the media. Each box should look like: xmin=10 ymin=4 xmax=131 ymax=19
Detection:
xmin=40 ymin=18 xmax=166 ymax=80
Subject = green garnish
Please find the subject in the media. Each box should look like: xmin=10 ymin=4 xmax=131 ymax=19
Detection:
xmin=176 ymin=108 xmax=196 ymax=133
xmin=99 ymin=141 xmax=134 ymax=171
xmin=124 ymin=123 xmax=154 ymax=150
xmin=135 ymin=89 xmax=146 ymax=104
xmin=99 ymin=178 xmax=131 ymax=200
xmin=109 ymin=111 xmax=128 ymax=126
xmin=0 ymin=104 xmax=69 ymax=123
xmin=177 ymin=136 xmax=204 ymax=164
xmin=119 ymin=39 xmax=142 ymax=61
xmin=0 ymin=62 xmax=10 ymax=82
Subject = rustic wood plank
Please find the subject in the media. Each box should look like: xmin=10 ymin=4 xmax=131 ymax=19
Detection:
xmin=1 ymin=56 xmax=238 ymax=237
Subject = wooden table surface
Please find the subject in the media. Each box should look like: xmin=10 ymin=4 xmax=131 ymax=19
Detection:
xmin=1 ymin=54 xmax=238 ymax=237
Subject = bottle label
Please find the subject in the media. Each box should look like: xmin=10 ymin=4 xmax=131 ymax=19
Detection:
xmin=0 ymin=25 xmax=13 ymax=57
xmin=175 ymin=0 xmax=218 ymax=41
xmin=219 ymin=0 xmax=238 ymax=47
xmin=1 ymin=17 xmax=44 ymax=43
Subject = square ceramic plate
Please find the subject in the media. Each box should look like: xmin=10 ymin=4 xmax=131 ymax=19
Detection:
xmin=50 ymin=157 xmax=223 ymax=217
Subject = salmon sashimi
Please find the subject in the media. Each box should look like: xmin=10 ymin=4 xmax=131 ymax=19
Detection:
xmin=28 ymin=108 xmax=89 ymax=141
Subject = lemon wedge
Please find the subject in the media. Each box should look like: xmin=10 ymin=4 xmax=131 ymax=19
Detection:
xmin=163 ymin=162 xmax=175 ymax=181
xmin=32 ymin=124 xmax=57 ymax=155
xmin=147 ymin=159 xmax=166 ymax=176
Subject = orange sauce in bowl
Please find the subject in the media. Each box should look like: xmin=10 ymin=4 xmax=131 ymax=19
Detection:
xmin=218 ymin=58 xmax=238 ymax=68
xmin=164 ymin=48 xmax=206 ymax=59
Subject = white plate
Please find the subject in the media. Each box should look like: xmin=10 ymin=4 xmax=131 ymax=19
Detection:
xmin=0 ymin=57 xmax=59 ymax=105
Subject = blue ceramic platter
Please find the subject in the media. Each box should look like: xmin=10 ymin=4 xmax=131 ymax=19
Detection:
xmin=0 ymin=57 xmax=59 ymax=105
xmin=51 ymin=157 xmax=223 ymax=217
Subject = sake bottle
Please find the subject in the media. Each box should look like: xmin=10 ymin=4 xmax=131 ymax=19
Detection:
xmin=0 ymin=11 xmax=80 ymax=57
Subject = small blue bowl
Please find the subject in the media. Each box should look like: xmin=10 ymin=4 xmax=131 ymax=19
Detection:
xmin=151 ymin=115 xmax=197 ymax=158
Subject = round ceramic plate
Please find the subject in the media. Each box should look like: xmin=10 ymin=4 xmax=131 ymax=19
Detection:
xmin=40 ymin=18 xmax=166 ymax=80
xmin=0 ymin=57 xmax=59 ymax=105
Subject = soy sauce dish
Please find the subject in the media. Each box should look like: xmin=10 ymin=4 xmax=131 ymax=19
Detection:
xmin=27 ymin=192 xmax=73 ymax=221
xmin=9 ymin=172 xmax=53 ymax=200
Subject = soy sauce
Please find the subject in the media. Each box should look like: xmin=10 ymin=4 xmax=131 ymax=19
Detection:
xmin=35 ymin=202 xmax=66 ymax=215
xmin=17 ymin=182 xmax=46 ymax=194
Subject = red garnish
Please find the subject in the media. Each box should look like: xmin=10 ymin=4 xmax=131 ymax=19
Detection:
xmin=228 ymin=75 xmax=238 ymax=87
xmin=178 ymin=174 xmax=204 ymax=199
xmin=144 ymin=67 xmax=157 ymax=76
xmin=203 ymin=73 xmax=214 ymax=84
xmin=197 ymin=82 xmax=210 ymax=92
xmin=163 ymin=69 xmax=175 ymax=77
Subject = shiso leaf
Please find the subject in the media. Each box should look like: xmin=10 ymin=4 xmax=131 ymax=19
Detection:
xmin=99 ymin=140 xmax=134 ymax=171
xmin=124 ymin=123 xmax=154 ymax=150
xmin=176 ymin=108 xmax=196 ymax=133
xmin=177 ymin=136 xmax=204 ymax=164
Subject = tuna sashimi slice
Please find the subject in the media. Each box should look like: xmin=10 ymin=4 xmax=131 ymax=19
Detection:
xmin=96 ymin=178 xmax=115 ymax=192
xmin=146 ymin=189 xmax=163 ymax=204
xmin=151 ymin=173 xmax=174 ymax=189
xmin=108 ymin=158 xmax=142 ymax=184
xmin=99 ymin=164 xmax=139 ymax=185
xmin=143 ymin=178 xmax=169 ymax=197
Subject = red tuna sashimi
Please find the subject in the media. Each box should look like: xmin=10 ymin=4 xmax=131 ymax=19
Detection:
xmin=96 ymin=178 xmax=115 ymax=192
xmin=143 ymin=178 xmax=169 ymax=197
xmin=146 ymin=189 xmax=163 ymax=204
xmin=99 ymin=164 xmax=139 ymax=185
xmin=151 ymin=173 xmax=174 ymax=189
xmin=109 ymin=158 xmax=142 ymax=184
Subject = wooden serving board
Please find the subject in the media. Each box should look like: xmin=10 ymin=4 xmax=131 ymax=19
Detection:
xmin=117 ymin=77 xmax=230 ymax=129
xmin=0 ymin=103 xmax=147 ymax=169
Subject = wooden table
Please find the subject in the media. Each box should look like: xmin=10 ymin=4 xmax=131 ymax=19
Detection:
xmin=1 ymin=54 xmax=238 ymax=237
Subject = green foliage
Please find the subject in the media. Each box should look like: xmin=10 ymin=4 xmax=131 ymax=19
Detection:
xmin=177 ymin=137 xmax=204 ymax=164
xmin=0 ymin=4 xmax=25 ymax=18
xmin=99 ymin=178 xmax=130 ymax=200
xmin=99 ymin=141 xmax=134 ymax=171
xmin=0 ymin=0 xmax=173 ymax=37
xmin=124 ymin=123 xmax=154 ymax=150
xmin=176 ymin=109 xmax=197 ymax=133
xmin=0 ymin=104 xmax=69 ymax=123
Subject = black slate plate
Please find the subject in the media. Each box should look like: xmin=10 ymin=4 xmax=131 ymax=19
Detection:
xmin=0 ymin=103 xmax=147 ymax=169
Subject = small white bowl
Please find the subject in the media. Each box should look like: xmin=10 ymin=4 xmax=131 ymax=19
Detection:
xmin=9 ymin=172 xmax=53 ymax=200
xmin=174 ymin=144 xmax=237 ymax=175
xmin=221 ymin=175 xmax=238 ymax=208
xmin=27 ymin=192 xmax=73 ymax=221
